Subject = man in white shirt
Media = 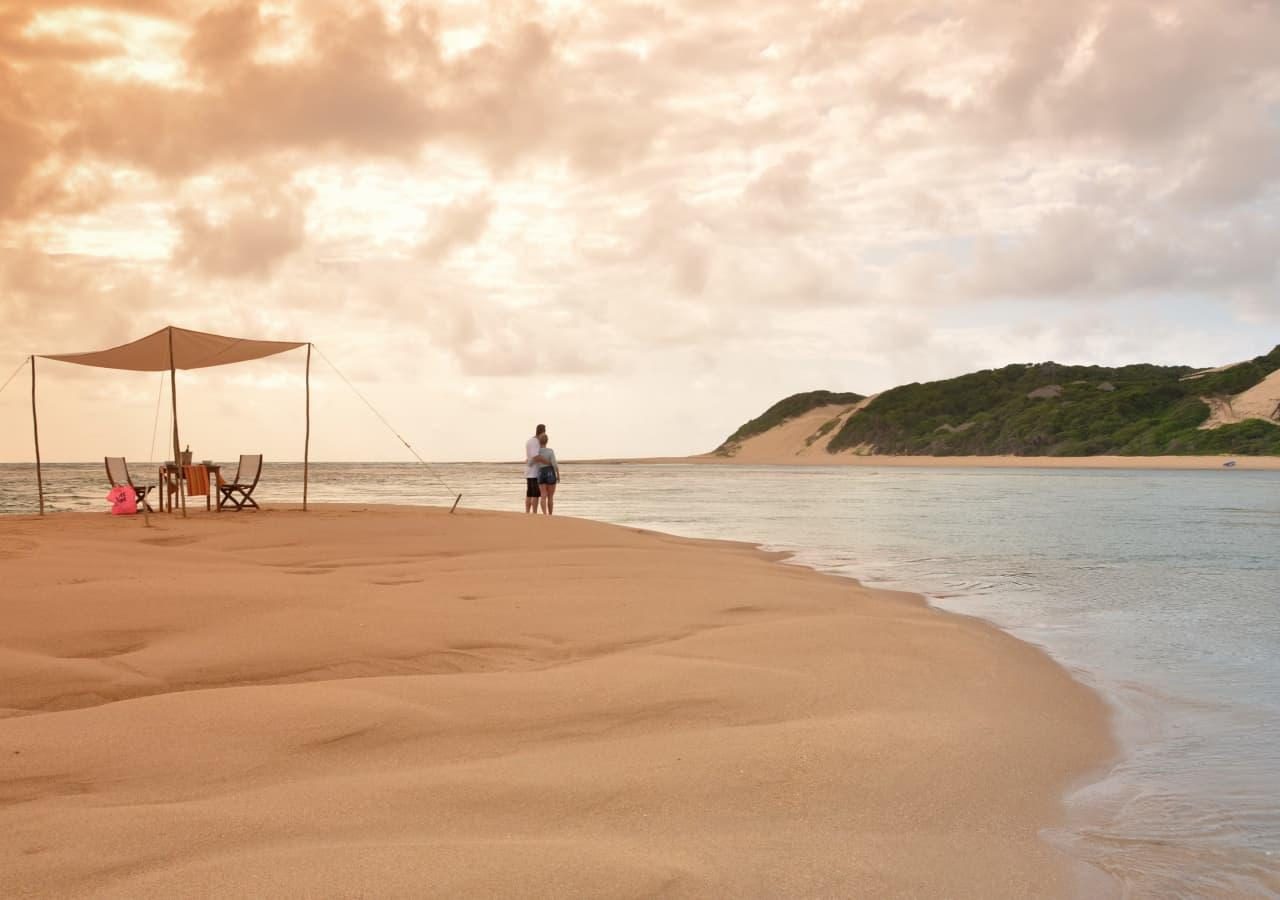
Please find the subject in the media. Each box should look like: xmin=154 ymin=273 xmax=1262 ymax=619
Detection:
xmin=524 ymin=423 xmax=546 ymax=513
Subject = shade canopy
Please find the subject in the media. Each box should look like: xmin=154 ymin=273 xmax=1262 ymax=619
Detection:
xmin=40 ymin=326 xmax=305 ymax=372
xmin=27 ymin=324 xmax=313 ymax=516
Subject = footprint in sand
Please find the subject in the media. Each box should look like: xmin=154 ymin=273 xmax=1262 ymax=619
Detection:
xmin=140 ymin=535 xmax=201 ymax=547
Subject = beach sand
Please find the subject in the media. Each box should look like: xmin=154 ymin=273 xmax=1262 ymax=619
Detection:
xmin=604 ymin=453 xmax=1280 ymax=470
xmin=1 ymin=506 xmax=1112 ymax=898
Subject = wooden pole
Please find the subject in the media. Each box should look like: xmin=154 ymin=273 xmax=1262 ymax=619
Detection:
xmin=31 ymin=356 xmax=44 ymax=516
xmin=303 ymin=343 xmax=311 ymax=511
xmin=168 ymin=327 xmax=186 ymax=518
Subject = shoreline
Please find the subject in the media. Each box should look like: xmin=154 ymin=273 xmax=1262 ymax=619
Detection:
xmin=3 ymin=454 xmax=1277 ymax=473
xmin=579 ymin=453 xmax=1280 ymax=470
xmin=1 ymin=505 xmax=1114 ymax=897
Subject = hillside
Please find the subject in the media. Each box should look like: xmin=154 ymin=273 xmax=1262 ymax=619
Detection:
xmin=715 ymin=391 xmax=864 ymax=458
xmin=715 ymin=346 xmax=1280 ymax=459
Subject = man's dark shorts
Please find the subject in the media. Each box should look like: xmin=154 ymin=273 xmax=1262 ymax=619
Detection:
xmin=526 ymin=477 xmax=540 ymax=498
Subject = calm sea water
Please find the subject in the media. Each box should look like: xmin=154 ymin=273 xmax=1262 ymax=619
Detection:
xmin=3 ymin=461 xmax=1279 ymax=897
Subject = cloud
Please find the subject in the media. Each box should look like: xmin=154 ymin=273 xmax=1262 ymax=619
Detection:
xmin=1173 ymin=119 xmax=1280 ymax=211
xmin=13 ymin=1 xmax=177 ymax=17
xmin=57 ymin=4 xmax=564 ymax=176
xmin=420 ymin=193 xmax=492 ymax=260
xmin=0 ymin=1 xmax=562 ymax=224
xmin=183 ymin=0 xmax=259 ymax=73
xmin=0 ymin=106 xmax=46 ymax=215
xmin=65 ymin=18 xmax=428 ymax=174
xmin=0 ymin=9 xmax=123 ymax=64
xmin=1028 ymin=1 xmax=1280 ymax=144
xmin=171 ymin=181 xmax=308 ymax=279
xmin=827 ymin=1 xmax=1280 ymax=150
xmin=0 ymin=245 xmax=162 ymax=366
xmin=422 ymin=294 xmax=615 ymax=377
xmin=894 ymin=205 xmax=1280 ymax=307
xmin=2 ymin=0 xmax=1280 ymax=461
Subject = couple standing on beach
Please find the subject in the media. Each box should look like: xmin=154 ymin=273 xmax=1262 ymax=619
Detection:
xmin=524 ymin=423 xmax=562 ymax=515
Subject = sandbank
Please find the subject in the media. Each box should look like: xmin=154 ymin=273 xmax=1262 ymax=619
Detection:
xmin=591 ymin=453 xmax=1280 ymax=470
xmin=0 ymin=506 xmax=1112 ymax=897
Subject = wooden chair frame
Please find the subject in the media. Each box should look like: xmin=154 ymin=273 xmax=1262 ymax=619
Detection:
xmin=104 ymin=457 xmax=156 ymax=513
xmin=217 ymin=454 xmax=263 ymax=511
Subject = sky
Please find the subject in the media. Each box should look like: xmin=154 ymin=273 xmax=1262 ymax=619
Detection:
xmin=0 ymin=0 xmax=1277 ymax=463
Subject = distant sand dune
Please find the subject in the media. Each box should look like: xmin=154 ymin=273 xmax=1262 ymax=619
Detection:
xmin=1 ymin=506 xmax=1111 ymax=898
xmin=718 ymin=396 xmax=875 ymax=462
xmin=1199 ymin=368 xmax=1280 ymax=429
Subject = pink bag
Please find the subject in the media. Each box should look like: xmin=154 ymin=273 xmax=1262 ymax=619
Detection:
xmin=107 ymin=486 xmax=137 ymax=516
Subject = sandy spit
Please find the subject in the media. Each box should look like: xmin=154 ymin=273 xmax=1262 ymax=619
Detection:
xmin=0 ymin=505 xmax=1112 ymax=898
xmin=589 ymin=453 xmax=1280 ymax=470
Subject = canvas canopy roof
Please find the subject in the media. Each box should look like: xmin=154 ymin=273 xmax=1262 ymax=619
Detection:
xmin=28 ymin=324 xmax=311 ymax=517
xmin=41 ymin=326 xmax=305 ymax=372
xmin=21 ymin=324 xmax=457 ymax=517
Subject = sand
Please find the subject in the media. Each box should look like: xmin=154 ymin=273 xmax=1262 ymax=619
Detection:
xmin=718 ymin=399 xmax=875 ymax=462
xmin=1198 ymin=368 xmax=1280 ymax=429
xmin=0 ymin=506 xmax=1112 ymax=898
xmin=606 ymin=453 xmax=1280 ymax=470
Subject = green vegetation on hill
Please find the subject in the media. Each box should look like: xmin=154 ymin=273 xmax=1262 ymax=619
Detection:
xmin=824 ymin=345 xmax=1280 ymax=456
xmin=716 ymin=390 xmax=864 ymax=454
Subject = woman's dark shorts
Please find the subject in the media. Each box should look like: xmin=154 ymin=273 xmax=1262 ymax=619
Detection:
xmin=526 ymin=477 xmax=540 ymax=498
xmin=538 ymin=467 xmax=558 ymax=485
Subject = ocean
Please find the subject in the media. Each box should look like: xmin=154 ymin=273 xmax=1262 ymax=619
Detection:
xmin=3 ymin=460 xmax=1278 ymax=897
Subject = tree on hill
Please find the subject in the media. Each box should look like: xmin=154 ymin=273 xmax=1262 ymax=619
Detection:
xmin=823 ymin=345 xmax=1280 ymax=456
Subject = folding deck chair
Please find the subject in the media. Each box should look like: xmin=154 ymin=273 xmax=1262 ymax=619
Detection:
xmin=104 ymin=457 xmax=156 ymax=513
xmin=217 ymin=454 xmax=263 ymax=511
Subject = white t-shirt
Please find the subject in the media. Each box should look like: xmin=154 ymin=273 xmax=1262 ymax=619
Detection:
xmin=525 ymin=436 xmax=542 ymax=478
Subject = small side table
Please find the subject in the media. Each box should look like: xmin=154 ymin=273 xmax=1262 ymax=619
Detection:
xmin=159 ymin=464 xmax=222 ymax=512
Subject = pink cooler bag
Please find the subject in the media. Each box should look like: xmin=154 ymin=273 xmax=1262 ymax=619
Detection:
xmin=107 ymin=486 xmax=137 ymax=516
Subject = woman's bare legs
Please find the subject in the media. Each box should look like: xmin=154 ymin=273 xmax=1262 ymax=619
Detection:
xmin=543 ymin=483 xmax=556 ymax=515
